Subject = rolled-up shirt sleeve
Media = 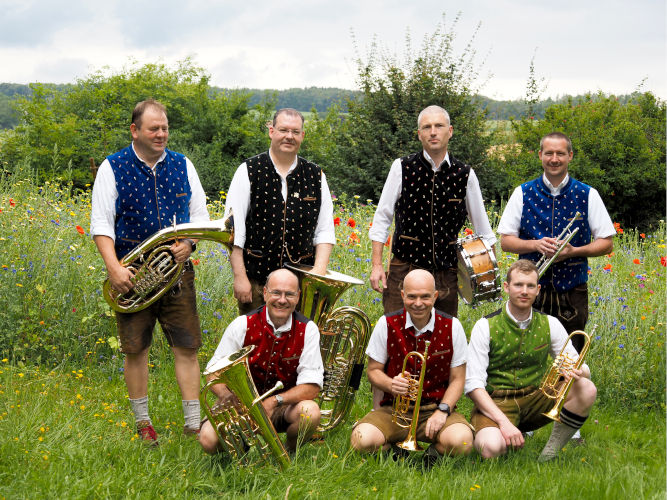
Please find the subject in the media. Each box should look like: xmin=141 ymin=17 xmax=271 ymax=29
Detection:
xmin=223 ymin=163 xmax=251 ymax=249
xmin=466 ymin=168 xmax=496 ymax=245
xmin=186 ymin=158 xmax=210 ymax=223
xmin=548 ymin=316 xmax=589 ymax=373
xmin=369 ymin=159 xmax=402 ymax=243
xmin=496 ymin=186 xmax=524 ymax=237
xmin=464 ymin=318 xmax=490 ymax=395
xmin=365 ymin=316 xmax=389 ymax=364
xmin=205 ymin=315 xmax=248 ymax=373
xmin=90 ymin=159 xmax=118 ymax=239
xmin=296 ymin=321 xmax=324 ymax=388
xmin=313 ymin=172 xmax=336 ymax=245
xmin=450 ymin=318 xmax=468 ymax=368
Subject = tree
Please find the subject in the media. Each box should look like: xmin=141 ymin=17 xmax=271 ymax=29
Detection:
xmin=327 ymin=13 xmax=491 ymax=200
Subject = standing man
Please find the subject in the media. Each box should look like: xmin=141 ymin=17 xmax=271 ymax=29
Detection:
xmin=465 ymin=260 xmax=597 ymax=461
xmin=199 ymin=269 xmax=323 ymax=454
xmin=91 ymin=99 xmax=210 ymax=443
xmin=224 ymin=108 xmax=335 ymax=314
xmin=497 ymin=131 xmax=614 ymax=351
xmin=350 ymin=269 xmax=473 ymax=465
xmin=369 ymin=105 xmax=496 ymax=318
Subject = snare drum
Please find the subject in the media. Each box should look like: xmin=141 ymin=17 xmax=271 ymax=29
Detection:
xmin=456 ymin=235 xmax=501 ymax=306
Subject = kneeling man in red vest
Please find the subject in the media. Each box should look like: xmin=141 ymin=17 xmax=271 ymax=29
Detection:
xmin=199 ymin=268 xmax=323 ymax=454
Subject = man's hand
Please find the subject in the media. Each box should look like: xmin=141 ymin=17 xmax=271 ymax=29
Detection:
xmin=170 ymin=239 xmax=193 ymax=263
xmin=370 ymin=264 xmax=387 ymax=293
xmin=498 ymin=420 xmax=524 ymax=449
xmin=108 ymin=265 xmax=135 ymax=294
xmin=425 ymin=409 xmax=448 ymax=440
xmin=391 ymin=372 xmax=410 ymax=397
xmin=233 ymin=274 xmax=253 ymax=304
xmin=535 ymin=237 xmax=560 ymax=257
xmin=261 ymin=395 xmax=279 ymax=418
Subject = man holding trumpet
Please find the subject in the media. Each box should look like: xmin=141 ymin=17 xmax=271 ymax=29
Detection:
xmin=465 ymin=260 xmax=597 ymax=461
xmin=350 ymin=269 xmax=473 ymax=465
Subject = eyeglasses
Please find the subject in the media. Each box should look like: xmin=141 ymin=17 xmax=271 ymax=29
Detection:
xmin=275 ymin=128 xmax=302 ymax=136
xmin=266 ymin=289 xmax=299 ymax=299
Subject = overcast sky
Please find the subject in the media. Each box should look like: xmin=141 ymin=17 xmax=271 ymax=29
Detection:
xmin=1 ymin=0 xmax=664 ymax=100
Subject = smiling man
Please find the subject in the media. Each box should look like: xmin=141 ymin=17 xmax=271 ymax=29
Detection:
xmin=199 ymin=268 xmax=324 ymax=454
xmin=369 ymin=105 xmax=495 ymax=318
xmin=90 ymin=99 xmax=210 ymax=444
xmin=223 ymin=108 xmax=335 ymax=314
xmin=465 ymin=260 xmax=597 ymax=461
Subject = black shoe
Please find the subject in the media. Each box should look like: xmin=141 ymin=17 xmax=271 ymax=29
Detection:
xmin=422 ymin=444 xmax=442 ymax=469
xmin=391 ymin=443 xmax=410 ymax=461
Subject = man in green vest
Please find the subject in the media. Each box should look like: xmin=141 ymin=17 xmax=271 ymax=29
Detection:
xmin=465 ymin=259 xmax=597 ymax=461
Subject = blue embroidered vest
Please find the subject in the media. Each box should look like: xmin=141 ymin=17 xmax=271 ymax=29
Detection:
xmin=108 ymin=146 xmax=191 ymax=259
xmin=519 ymin=176 xmax=591 ymax=291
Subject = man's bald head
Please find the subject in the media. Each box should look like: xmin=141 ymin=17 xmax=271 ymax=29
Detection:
xmin=403 ymin=269 xmax=436 ymax=294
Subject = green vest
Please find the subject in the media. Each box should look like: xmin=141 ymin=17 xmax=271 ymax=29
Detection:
xmin=485 ymin=306 xmax=551 ymax=392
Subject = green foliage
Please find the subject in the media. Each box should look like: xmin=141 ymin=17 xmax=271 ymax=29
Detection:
xmin=328 ymin=13 xmax=491 ymax=201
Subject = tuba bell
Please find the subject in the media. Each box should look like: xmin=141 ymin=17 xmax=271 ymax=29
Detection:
xmin=103 ymin=215 xmax=234 ymax=313
xmin=200 ymin=345 xmax=291 ymax=469
xmin=391 ymin=340 xmax=430 ymax=452
xmin=539 ymin=326 xmax=593 ymax=422
xmin=285 ymin=263 xmax=371 ymax=433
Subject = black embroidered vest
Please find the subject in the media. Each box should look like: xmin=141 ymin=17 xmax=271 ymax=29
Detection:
xmin=244 ymin=151 xmax=322 ymax=283
xmin=393 ymin=152 xmax=470 ymax=270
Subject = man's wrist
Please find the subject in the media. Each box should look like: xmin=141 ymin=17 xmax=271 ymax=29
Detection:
xmin=274 ymin=394 xmax=284 ymax=407
xmin=183 ymin=238 xmax=196 ymax=252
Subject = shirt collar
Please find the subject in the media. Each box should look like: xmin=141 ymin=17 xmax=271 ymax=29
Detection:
xmin=265 ymin=310 xmax=292 ymax=338
xmin=405 ymin=309 xmax=436 ymax=336
xmin=422 ymin=150 xmax=451 ymax=172
xmin=269 ymin=149 xmax=298 ymax=176
xmin=505 ymin=301 xmax=532 ymax=330
xmin=542 ymin=173 xmax=569 ymax=196
xmin=131 ymin=142 xmax=166 ymax=169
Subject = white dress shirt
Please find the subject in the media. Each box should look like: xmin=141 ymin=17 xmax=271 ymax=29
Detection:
xmin=206 ymin=313 xmax=324 ymax=389
xmin=366 ymin=309 xmax=468 ymax=368
xmin=90 ymin=144 xmax=210 ymax=239
xmin=223 ymin=151 xmax=335 ymax=249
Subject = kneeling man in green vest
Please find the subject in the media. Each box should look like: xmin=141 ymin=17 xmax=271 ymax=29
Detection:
xmin=465 ymin=259 xmax=597 ymax=461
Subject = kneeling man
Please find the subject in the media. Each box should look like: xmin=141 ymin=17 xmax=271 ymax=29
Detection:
xmin=465 ymin=260 xmax=597 ymax=461
xmin=199 ymin=269 xmax=323 ymax=454
xmin=351 ymin=269 xmax=473 ymax=462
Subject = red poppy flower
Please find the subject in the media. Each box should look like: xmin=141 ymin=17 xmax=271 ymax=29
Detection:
xmin=640 ymin=233 xmax=646 ymax=239
xmin=384 ymin=236 xmax=391 ymax=248
xmin=333 ymin=217 xmax=341 ymax=226
xmin=9 ymin=198 xmax=15 ymax=207
xmin=633 ymin=259 xmax=640 ymax=265
xmin=603 ymin=264 xmax=612 ymax=271
xmin=192 ymin=259 xmax=200 ymax=265
xmin=464 ymin=228 xmax=474 ymax=236
xmin=661 ymin=256 xmax=667 ymax=267
xmin=347 ymin=218 xmax=356 ymax=228
xmin=75 ymin=225 xmax=85 ymax=235
xmin=348 ymin=233 xmax=360 ymax=245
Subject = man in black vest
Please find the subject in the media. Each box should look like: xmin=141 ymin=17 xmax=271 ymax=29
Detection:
xmin=369 ymin=105 xmax=496 ymax=318
xmin=224 ymin=108 xmax=335 ymax=314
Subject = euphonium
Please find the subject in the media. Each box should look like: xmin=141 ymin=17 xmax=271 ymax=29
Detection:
xmin=539 ymin=326 xmax=593 ymax=422
xmin=392 ymin=341 xmax=430 ymax=452
xmin=536 ymin=211 xmax=581 ymax=278
xmin=103 ymin=215 xmax=234 ymax=313
xmin=200 ymin=345 xmax=291 ymax=469
xmin=285 ymin=263 xmax=371 ymax=432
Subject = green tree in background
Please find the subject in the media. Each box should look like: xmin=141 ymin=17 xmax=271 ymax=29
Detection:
xmin=328 ymin=13 xmax=490 ymax=200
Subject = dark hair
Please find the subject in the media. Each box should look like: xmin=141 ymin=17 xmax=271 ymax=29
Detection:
xmin=506 ymin=259 xmax=539 ymax=284
xmin=272 ymin=108 xmax=304 ymax=127
xmin=131 ymin=99 xmax=167 ymax=129
xmin=540 ymin=131 xmax=573 ymax=153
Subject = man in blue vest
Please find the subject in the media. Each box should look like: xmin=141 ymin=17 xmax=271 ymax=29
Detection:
xmin=497 ymin=131 xmax=614 ymax=351
xmin=91 ymin=99 xmax=210 ymax=444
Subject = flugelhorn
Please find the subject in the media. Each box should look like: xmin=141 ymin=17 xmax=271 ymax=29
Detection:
xmin=392 ymin=340 xmax=430 ymax=452
xmin=539 ymin=326 xmax=593 ymax=422
xmin=536 ymin=211 xmax=581 ymax=278
xmin=103 ymin=215 xmax=234 ymax=313
xmin=285 ymin=263 xmax=371 ymax=433
xmin=200 ymin=345 xmax=291 ymax=469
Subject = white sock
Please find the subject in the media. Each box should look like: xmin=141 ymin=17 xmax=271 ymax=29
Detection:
xmin=129 ymin=396 xmax=150 ymax=424
xmin=182 ymin=399 xmax=200 ymax=430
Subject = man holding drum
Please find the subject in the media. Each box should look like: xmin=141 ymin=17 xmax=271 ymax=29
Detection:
xmin=223 ymin=108 xmax=335 ymax=314
xmin=497 ymin=131 xmax=614 ymax=351
xmin=199 ymin=268 xmax=324 ymax=454
xmin=369 ymin=105 xmax=496 ymax=318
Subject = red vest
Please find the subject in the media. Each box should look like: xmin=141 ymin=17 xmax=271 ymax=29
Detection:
xmin=244 ymin=307 xmax=307 ymax=394
xmin=382 ymin=309 xmax=454 ymax=406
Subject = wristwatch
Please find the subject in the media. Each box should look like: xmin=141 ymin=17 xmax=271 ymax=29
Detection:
xmin=275 ymin=394 xmax=284 ymax=407
xmin=183 ymin=239 xmax=197 ymax=252
xmin=437 ymin=403 xmax=451 ymax=416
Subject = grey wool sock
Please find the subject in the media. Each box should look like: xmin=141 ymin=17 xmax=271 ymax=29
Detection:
xmin=182 ymin=399 xmax=201 ymax=430
xmin=129 ymin=396 xmax=150 ymax=424
xmin=538 ymin=408 xmax=587 ymax=462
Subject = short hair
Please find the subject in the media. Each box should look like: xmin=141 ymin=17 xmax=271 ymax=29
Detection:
xmin=264 ymin=268 xmax=301 ymax=291
xmin=540 ymin=131 xmax=573 ymax=153
xmin=417 ymin=105 xmax=450 ymax=128
xmin=272 ymin=108 xmax=305 ymax=127
xmin=506 ymin=259 xmax=539 ymax=284
xmin=132 ymin=99 xmax=167 ymax=129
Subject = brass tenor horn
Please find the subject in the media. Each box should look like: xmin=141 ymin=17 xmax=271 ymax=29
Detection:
xmin=103 ymin=215 xmax=234 ymax=313
xmin=392 ymin=341 xmax=430 ymax=452
xmin=200 ymin=345 xmax=291 ymax=469
xmin=536 ymin=211 xmax=581 ymax=278
xmin=285 ymin=264 xmax=371 ymax=432
xmin=539 ymin=326 xmax=593 ymax=422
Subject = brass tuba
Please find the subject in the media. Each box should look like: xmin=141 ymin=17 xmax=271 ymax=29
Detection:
xmin=539 ymin=326 xmax=593 ymax=422
xmin=391 ymin=340 xmax=430 ymax=452
xmin=103 ymin=215 xmax=234 ymax=313
xmin=200 ymin=345 xmax=291 ymax=469
xmin=285 ymin=264 xmax=371 ymax=433
xmin=536 ymin=211 xmax=581 ymax=278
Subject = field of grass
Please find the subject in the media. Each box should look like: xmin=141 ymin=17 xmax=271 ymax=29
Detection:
xmin=0 ymin=179 xmax=665 ymax=499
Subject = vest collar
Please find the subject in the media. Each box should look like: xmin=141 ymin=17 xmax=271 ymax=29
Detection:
xmin=268 ymin=149 xmax=299 ymax=176
xmin=422 ymin=150 xmax=451 ymax=172
xmin=504 ymin=301 xmax=533 ymax=330
xmin=405 ymin=309 xmax=436 ymax=336
xmin=262 ymin=306 xmax=293 ymax=338
xmin=131 ymin=142 xmax=167 ymax=170
xmin=540 ymin=173 xmax=570 ymax=196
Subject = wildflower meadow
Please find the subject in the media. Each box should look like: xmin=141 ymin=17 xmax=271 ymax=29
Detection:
xmin=0 ymin=178 xmax=664 ymax=499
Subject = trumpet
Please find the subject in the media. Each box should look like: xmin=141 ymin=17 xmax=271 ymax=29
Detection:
xmin=391 ymin=341 xmax=430 ymax=452
xmin=539 ymin=326 xmax=593 ymax=422
xmin=536 ymin=211 xmax=581 ymax=278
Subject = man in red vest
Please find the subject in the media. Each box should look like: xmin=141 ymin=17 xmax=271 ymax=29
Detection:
xmin=350 ymin=269 xmax=473 ymax=466
xmin=199 ymin=269 xmax=324 ymax=454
